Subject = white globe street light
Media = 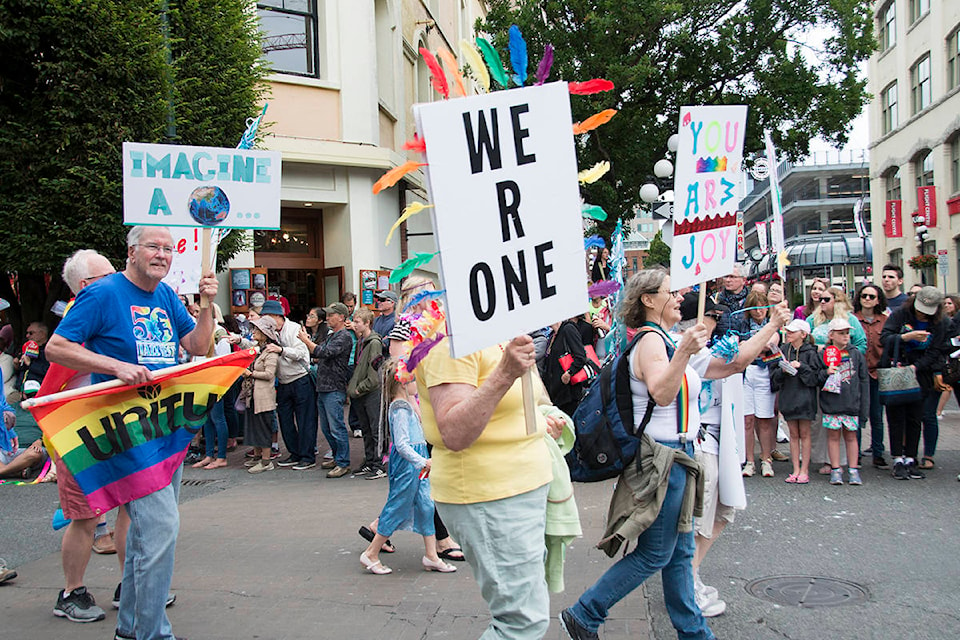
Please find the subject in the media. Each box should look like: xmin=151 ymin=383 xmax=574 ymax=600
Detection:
xmin=667 ymin=134 xmax=679 ymax=153
xmin=653 ymin=159 xmax=674 ymax=178
xmin=640 ymin=183 xmax=660 ymax=203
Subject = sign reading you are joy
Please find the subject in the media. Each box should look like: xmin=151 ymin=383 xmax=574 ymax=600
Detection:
xmin=414 ymin=82 xmax=587 ymax=358
xmin=670 ymin=105 xmax=748 ymax=289
xmin=122 ymin=142 xmax=281 ymax=229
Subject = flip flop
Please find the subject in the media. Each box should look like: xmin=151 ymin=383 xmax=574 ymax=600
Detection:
xmin=358 ymin=526 xmax=395 ymax=553
xmin=438 ymin=547 xmax=465 ymax=562
xmin=919 ymin=457 xmax=935 ymax=470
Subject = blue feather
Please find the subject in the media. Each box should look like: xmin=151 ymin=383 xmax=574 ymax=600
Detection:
xmin=584 ymin=235 xmax=606 ymax=250
xmin=402 ymin=289 xmax=446 ymax=313
xmin=508 ymin=25 xmax=527 ymax=86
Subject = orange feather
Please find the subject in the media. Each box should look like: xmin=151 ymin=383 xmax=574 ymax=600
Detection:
xmin=372 ymin=161 xmax=425 ymax=195
xmin=438 ymin=49 xmax=467 ymax=98
xmin=572 ymin=109 xmax=618 ymax=135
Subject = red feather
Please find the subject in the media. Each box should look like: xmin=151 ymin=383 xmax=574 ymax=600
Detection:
xmin=403 ymin=135 xmax=426 ymax=153
xmin=419 ymin=48 xmax=449 ymax=99
xmin=568 ymin=79 xmax=614 ymax=95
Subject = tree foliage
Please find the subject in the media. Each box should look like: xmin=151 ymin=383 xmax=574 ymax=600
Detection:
xmin=645 ymin=229 xmax=672 ymax=268
xmin=0 ymin=0 xmax=267 ymax=326
xmin=482 ymin=0 xmax=874 ymax=238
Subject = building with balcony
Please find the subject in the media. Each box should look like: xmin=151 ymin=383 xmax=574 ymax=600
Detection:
xmin=221 ymin=1 xmax=486 ymax=320
xmin=739 ymin=150 xmax=872 ymax=305
xmin=868 ymin=0 xmax=960 ymax=290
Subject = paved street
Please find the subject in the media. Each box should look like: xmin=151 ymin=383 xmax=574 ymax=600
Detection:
xmin=2 ymin=410 xmax=959 ymax=640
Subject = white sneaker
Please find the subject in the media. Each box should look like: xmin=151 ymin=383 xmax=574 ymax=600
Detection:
xmin=695 ymin=575 xmax=719 ymax=602
xmin=742 ymin=461 xmax=755 ymax=477
xmin=695 ymin=588 xmax=726 ymax=617
xmin=248 ymin=461 xmax=275 ymax=474
xmin=761 ymin=459 xmax=775 ymax=477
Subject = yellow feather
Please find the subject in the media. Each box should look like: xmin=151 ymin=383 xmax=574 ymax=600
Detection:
xmin=460 ymin=39 xmax=490 ymax=93
xmin=438 ymin=49 xmax=467 ymax=97
xmin=578 ymin=161 xmax=611 ymax=185
xmin=385 ymin=203 xmax=434 ymax=246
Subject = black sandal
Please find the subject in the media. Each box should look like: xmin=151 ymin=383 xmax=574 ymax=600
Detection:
xmin=438 ymin=547 xmax=465 ymax=562
xmin=358 ymin=526 xmax=395 ymax=553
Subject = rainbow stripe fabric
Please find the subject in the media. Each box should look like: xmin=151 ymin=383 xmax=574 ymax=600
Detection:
xmin=677 ymin=374 xmax=690 ymax=434
xmin=26 ymin=349 xmax=255 ymax=515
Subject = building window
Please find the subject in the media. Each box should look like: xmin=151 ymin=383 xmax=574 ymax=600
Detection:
xmin=911 ymin=54 xmax=932 ymax=114
xmin=881 ymin=82 xmax=898 ymax=134
xmin=915 ymin=150 xmax=934 ymax=187
xmin=416 ymin=39 xmax=432 ymax=103
xmin=949 ymin=27 xmax=960 ymax=91
xmin=885 ymin=167 xmax=901 ymax=201
xmin=375 ymin=0 xmax=395 ymax=110
xmin=258 ymin=1 xmax=320 ymax=78
xmin=909 ymin=0 xmax=929 ymax=24
xmin=889 ymin=248 xmax=903 ymax=269
xmin=951 ymin=136 xmax=960 ymax=194
xmin=879 ymin=1 xmax=896 ymax=51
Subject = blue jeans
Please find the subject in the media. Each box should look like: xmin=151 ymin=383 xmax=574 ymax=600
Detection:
xmin=318 ymin=390 xmax=350 ymax=467
xmin=922 ymin=386 xmax=939 ymax=458
xmin=868 ymin=377 xmax=884 ymax=458
xmin=277 ymin=375 xmax=318 ymax=464
xmin=203 ymin=400 xmax=227 ymax=459
xmin=117 ymin=466 xmax=182 ymax=640
xmin=223 ymin=379 xmax=241 ymax=439
xmin=568 ymin=442 xmax=714 ymax=640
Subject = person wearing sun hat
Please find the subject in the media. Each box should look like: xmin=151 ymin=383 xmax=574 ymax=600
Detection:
xmin=880 ymin=285 xmax=949 ymax=480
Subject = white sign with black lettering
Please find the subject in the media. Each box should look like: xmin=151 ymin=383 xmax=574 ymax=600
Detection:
xmin=414 ymin=82 xmax=587 ymax=358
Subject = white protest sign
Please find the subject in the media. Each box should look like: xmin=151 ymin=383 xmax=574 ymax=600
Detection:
xmin=670 ymin=105 xmax=747 ymax=289
xmin=414 ymin=82 xmax=588 ymax=358
xmin=162 ymin=228 xmax=219 ymax=295
xmin=122 ymin=142 xmax=281 ymax=229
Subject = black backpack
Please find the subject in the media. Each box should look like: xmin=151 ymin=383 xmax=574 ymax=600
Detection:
xmin=565 ymin=327 xmax=676 ymax=482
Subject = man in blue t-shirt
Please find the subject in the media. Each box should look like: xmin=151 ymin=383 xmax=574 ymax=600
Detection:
xmin=46 ymin=226 xmax=218 ymax=640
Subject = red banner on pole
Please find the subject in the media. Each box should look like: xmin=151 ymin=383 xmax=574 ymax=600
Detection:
xmin=917 ymin=186 xmax=937 ymax=227
xmin=885 ymin=200 xmax=902 ymax=238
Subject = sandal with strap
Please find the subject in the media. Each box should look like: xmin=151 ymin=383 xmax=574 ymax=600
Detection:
xmin=919 ymin=457 xmax=935 ymax=470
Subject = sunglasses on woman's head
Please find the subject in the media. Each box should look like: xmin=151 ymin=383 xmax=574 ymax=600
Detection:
xmin=860 ymin=293 xmax=877 ymax=300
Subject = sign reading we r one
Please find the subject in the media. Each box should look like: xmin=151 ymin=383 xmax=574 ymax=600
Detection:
xmin=415 ymin=83 xmax=587 ymax=358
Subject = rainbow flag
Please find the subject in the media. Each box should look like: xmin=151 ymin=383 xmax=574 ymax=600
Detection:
xmin=25 ymin=349 xmax=255 ymax=515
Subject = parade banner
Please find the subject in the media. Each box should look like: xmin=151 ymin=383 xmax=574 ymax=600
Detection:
xmin=763 ymin=131 xmax=785 ymax=260
xmin=671 ymin=105 xmax=748 ymax=289
xmin=122 ymin=142 xmax=281 ymax=229
xmin=25 ymin=350 xmax=255 ymax=515
xmin=718 ymin=374 xmax=747 ymax=508
xmin=413 ymin=82 xmax=587 ymax=358
xmin=756 ymin=221 xmax=769 ymax=254
xmin=918 ymin=186 xmax=937 ymax=228
xmin=885 ymin=200 xmax=902 ymax=238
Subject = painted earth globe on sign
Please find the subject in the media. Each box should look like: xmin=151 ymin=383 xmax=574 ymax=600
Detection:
xmin=187 ymin=186 xmax=230 ymax=226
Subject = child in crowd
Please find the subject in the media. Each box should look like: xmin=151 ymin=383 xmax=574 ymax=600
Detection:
xmin=819 ymin=318 xmax=870 ymax=485
xmin=242 ymin=316 xmax=281 ymax=474
xmin=741 ymin=290 xmax=778 ymax=477
xmin=770 ymin=319 xmax=822 ymax=484
xmin=359 ymin=358 xmax=456 ymax=576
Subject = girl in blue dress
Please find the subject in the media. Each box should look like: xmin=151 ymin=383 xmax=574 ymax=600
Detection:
xmin=360 ymin=358 xmax=457 ymax=575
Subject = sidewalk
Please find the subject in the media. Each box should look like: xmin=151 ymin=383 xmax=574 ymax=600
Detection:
xmin=0 ymin=447 xmax=650 ymax=640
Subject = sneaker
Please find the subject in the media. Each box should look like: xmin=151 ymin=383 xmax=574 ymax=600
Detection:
xmin=906 ymin=463 xmax=926 ymax=480
xmin=848 ymin=468 xmax=862 ymax=485
xmin=354 ymin=465 xmax=373 ymax=476
xmin=770 ymin=449 xmax=790 ymax=462
xmin=892 ymin=461 xmax=909 ymax=480
xmin=291 ymin=460 xmax=317 ymax=471
xmin=695 ymin=589 xmax=727 ymax=617
xmin=276 ymin=456 xmax=300 ymax=467
xmin=366 ymin=468 xmax=388 ymax=480
xmin=269 ymin=448 xmax=281 ymax=460
xmin=0 ymin=558 xmax=16 ymax=584
xmin=92 ymin=531 xmax=117 ymax=554
xmin=694 ymin=574 xmax=719 ymax=602
xmin=248 ymin=461 xmax=275 ymax=474
xmin=761 ymin=459 xmax=774 ymax=477
xmin=873 ymin=456 xmax=890 ymax=469
xmin=559 ymin=608 xmax=599 ymax=640
xmin=54 ymin=586 xmax=106 ymax=622
xmin=353 ymin=429 xmax=363 ymax=438
xmin=829 ymin=468 xmax=843 ymax=485
xmin=112 ymin=583 xmax=176 ymax=609
xmin=320 ymin=460 xmax=337 ymax=469
xmin=244 ymin=449 xmax=257 ymax=459
xmin=741 ymin=461 xmax=755 ymax=477
xmin=326 ymin=465 xmax=350 ymax=478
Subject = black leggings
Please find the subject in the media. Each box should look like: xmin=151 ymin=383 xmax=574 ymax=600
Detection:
xmin=426 ymin=442 xmax=450 ymax=541
xmin=885 ymin=398 xmax=922 ymax=459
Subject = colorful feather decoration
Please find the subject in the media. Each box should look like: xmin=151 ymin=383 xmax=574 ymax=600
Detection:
xmin=406 ymin=333 xmax=445 ymax=372
xmin=508 ymin=25 xmax=527 ymax=86
xmin=389 ymin=252 xmax=439 ymax=284
xmin=438 ymin=49 xmax=467 ymax=98
xmin=419 ymin=48 xmax=449 ymax=99
xmin=535 ymin=44 xmax=554 ymax=85
xmin=385 ymin=202 xmax=433 ymax=246
xmin=584 ymin=235 xmax=606 ymax=250
xmin=402 ymin=135 xmax=426 ymax=153
xmin=581 ymin=205 xmax=608 ymax=221
xmin=588 ymin=280 xmax=621 ymax=298
xmin=476 ymin=37 xmax=510 ymax=88
xmin=578 ymin=161 xmax=610 ymax=184
xmin=568 ymin=79 xmax=615 ymax=95
xmin=460 ymin=39 xmax=490 ymax=92
xmin=402 ymin=288 xmax=446 ymax=313
xmin=573 ymin=109 xmax=618 ymax=135
xmin=372 ymin=161 xmax=425 ymax=195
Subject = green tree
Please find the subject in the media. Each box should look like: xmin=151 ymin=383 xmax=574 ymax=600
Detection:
xmin=645 ymin=229 xmax=671 ymax=268
xmin=482 ymin=0 xmax=874 ymax=238
xmin=0 ymin=0 xmax=267 ymax=332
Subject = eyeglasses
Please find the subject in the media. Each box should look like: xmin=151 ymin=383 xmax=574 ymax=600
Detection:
xmin=136 ymin=243 xmax=174 ymax=255
xmin=82 ymin=273 xmax=111 ymax=284
xmin=860 ymin=293 xmax=877 ymax=300
xmin=820 ymin=296 xmax=833 ymax=303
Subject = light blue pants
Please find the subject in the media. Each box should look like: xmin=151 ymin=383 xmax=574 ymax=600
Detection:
xmin=117 ymin=466 xmax=182 ymax=640
xmin=437 ymin=484 xmax=550 ymax=640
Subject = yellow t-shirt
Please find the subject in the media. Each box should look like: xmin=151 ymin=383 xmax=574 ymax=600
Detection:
xmin=417 ymin=339 xmax=552 ymax=504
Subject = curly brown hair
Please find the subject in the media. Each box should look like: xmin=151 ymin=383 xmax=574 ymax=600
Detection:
xmin=619 ymin=268 xmax=668 ymax=328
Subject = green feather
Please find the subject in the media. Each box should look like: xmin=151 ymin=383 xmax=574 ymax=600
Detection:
xmin=476 ymin=37 xmax=509 ymax=89
xmin=389 ymin=252 xmax=439 ymax=283
xmin=581 ymin=205 xmax=608 ymax=222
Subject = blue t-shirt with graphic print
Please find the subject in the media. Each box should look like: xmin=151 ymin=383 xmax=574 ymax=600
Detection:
xmin=54 ymin=273 xmax=196 ymax=384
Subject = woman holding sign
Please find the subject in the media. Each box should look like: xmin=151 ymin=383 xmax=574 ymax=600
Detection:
xmin=561 ymin=268 xmax=790 ymax=640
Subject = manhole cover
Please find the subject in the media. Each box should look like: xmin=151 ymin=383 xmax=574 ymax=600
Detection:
xmin=181 ymin=478 xmax=222 ymax=487
xmin=745 ymin=576 xmax=869 ymax=608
